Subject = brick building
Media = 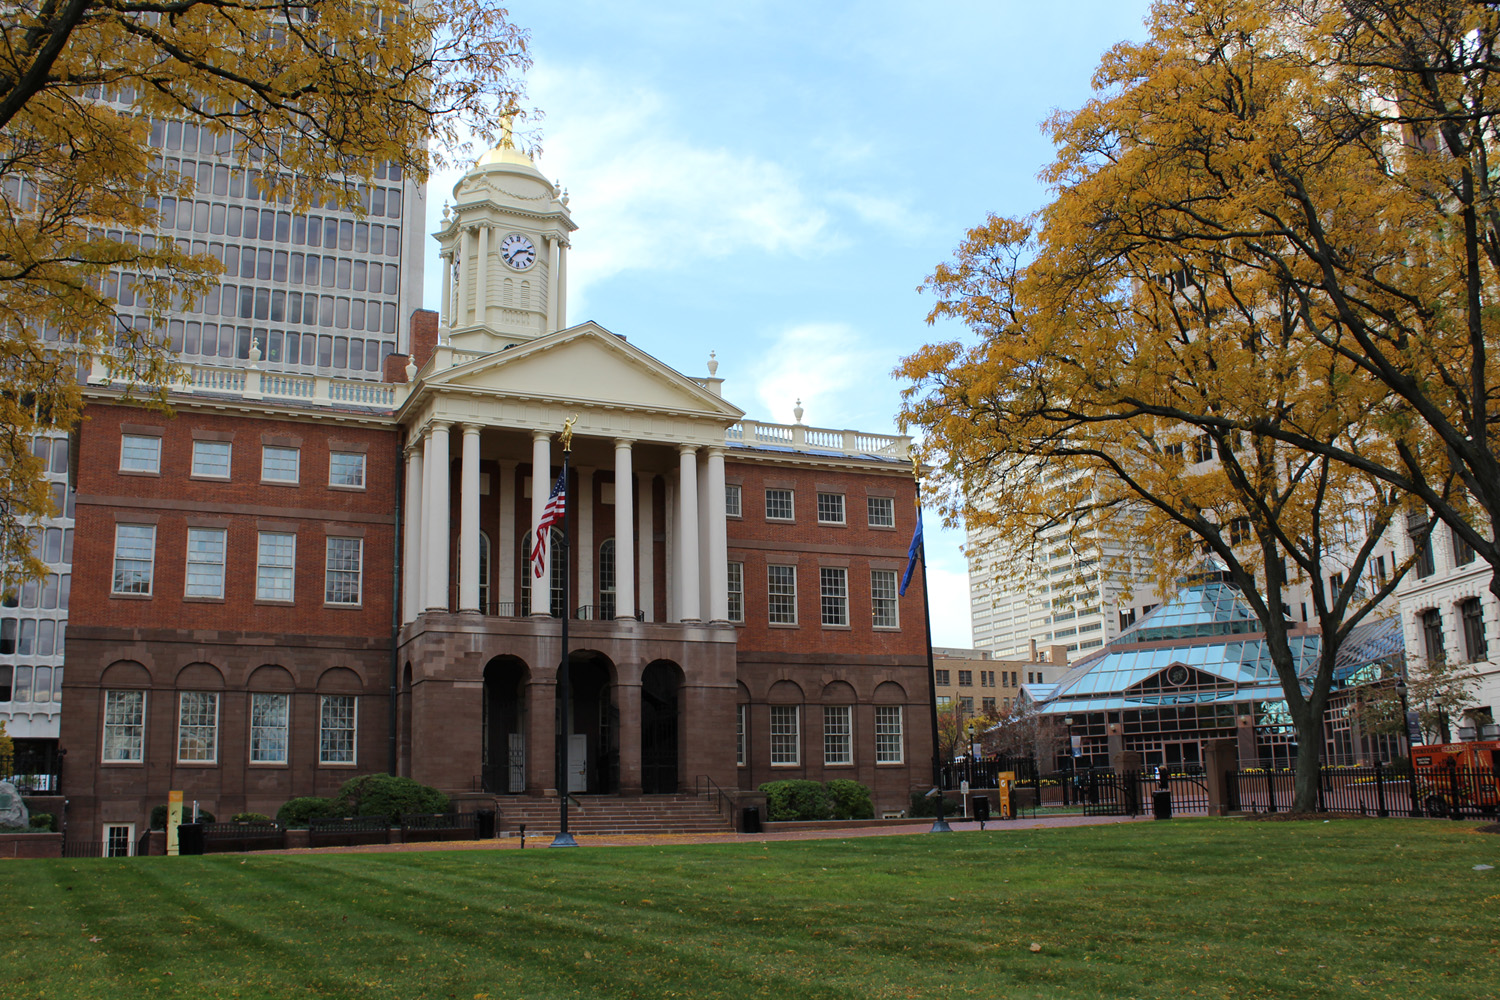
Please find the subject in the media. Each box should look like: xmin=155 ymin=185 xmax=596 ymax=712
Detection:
xmin=59 ymin=142 xmax=932 ymax=846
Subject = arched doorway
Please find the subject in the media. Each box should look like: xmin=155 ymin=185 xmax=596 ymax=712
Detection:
xmin=483 ymin=656 xmax=530 ymax=793
xmin=641 ymin=660 xmax=683 ymax=794
xmin=568 ymin=650 xmax=618 ymax=794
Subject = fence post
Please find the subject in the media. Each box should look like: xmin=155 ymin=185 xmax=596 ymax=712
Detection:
xmin=1267 ymin=770 xmax=1278 ymax=813
xmin=1375 ymin=760 xmax=1388 ymax=818
xmin=1449 ymin=760 xmax=1464 ymax=821
xmin=1317 ymin=765 xmax=1327 ymax=813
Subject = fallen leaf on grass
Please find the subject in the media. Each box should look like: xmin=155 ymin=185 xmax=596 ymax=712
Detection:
xmin=1029 ymin=943 xmax=1042 ymax=953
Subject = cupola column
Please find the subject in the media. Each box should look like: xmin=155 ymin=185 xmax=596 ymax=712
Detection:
xmin=476 ymin=225 xmax=491 ymax=327
xmin=546 ymin=236 xmax=561 ymax=333
xmin=439 ymin=252 xmax=452 ymax=327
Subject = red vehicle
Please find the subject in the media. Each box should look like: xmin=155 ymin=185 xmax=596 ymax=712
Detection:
xmin=1412 ymin=740 xmax=1500 ymax=817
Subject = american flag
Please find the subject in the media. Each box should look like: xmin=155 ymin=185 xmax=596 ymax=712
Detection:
xmin=532 ymin=468 xmax=567 ymax=579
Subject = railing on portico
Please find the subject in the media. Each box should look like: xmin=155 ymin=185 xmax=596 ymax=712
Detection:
xmin=86 ymin=355 xmax=411 ymax=409
xmin=725 ymin=418 xmax=909 ymax=460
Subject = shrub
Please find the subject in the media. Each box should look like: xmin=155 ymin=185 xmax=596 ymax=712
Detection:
xmin=232 ymin=812 xmax=273 ymax=823
xmin=29 ymin=812 xmax=53 ymax=831
xmin=275 ymin=797 xmax=339 ymax=829
xmin=759 ymin=780 xmax=831 ymax=822
xmin=908 ymin=791 xmax=963 ymax=818
xmin=825 ymin=780 xmax=874 ymax=820
xmin=334 ymin=774 xmax=447 ymax=823
xmin=149 ymin=804 xmax=216 ymax=830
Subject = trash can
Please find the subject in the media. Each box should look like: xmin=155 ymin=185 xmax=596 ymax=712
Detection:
xmin=973 ymin=796 xmax=991 ymax=823
xmin=1152 ymin=789 xmax=1173 ymax=821
xmin=177 ymin=823 xmax=206 ymax=856
xmin=741 ymin=805 xmax=762 ymax=834
xmin=474 ymin=808 xmax=496 ymax=840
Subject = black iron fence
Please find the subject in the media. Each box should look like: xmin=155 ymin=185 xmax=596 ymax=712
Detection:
xmin=202 ymin=821 xmax=285 ymax=853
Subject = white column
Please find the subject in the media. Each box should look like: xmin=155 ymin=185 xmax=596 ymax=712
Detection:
xmin=557 ymin=240 xmax=568 ymax=329
xmin=418 ymin=427 xmax=434 ymax=612
xmin=697 ymin=451 xmax=712 ymax=621
xmin=455 ymin=230 xmax=471 ymax=327
xmin=546 ymin=236 xmax=561 ymax=332
xmin=458 ymin=424 xmax=481 ymax=612
xmin=402 ymin=444 xmax=423 ymax=622
xmin=663 ymin=480 xmax=675 ymax=622
xmin=497 ymin=459 xmax=517 ymax=613
xmin=530 ymin=431 xmax=552 ymax=616
xmin=576 ymin=467 xmax=594 ymax=618
xmin=439 ymin=252 xmax=452 ymax=327
xmin=426 ymin=422 xmax=451 ymax=611
xmin=704 ymin=446 xmax=729 ymax=622
xmin=614 ymin=440 xmax=635 ymax=620
xmin=637 ymin=474 xmax=654 ymax=622
xmin=677 ymin=445 xmax=700 ymax=621
xmin=476 ymin=225 xmax=490 ymax=328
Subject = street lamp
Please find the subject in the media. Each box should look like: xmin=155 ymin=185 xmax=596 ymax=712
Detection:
xmin=1395 ymin=674 xmax=1420 ymax=817
xmin=1063 ymin=716 xmax=1075 ymax=807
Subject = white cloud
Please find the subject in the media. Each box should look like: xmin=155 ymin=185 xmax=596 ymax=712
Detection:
xmin=740 ymin=321 xmax=891 ymax=427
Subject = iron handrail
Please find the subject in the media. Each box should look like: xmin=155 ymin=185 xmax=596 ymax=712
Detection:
xmin=694 ymin=774 xmax=735 ymax=823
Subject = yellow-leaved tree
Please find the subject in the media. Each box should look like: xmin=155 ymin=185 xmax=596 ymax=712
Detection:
xmin=900 ymin=0 xmax=1458 ymax=812
xmin=0 ymin=1 xmax=532 ymax=590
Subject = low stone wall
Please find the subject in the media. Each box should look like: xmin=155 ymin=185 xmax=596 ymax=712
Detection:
xmin=0 ymin=832 xmax=62 ymax=858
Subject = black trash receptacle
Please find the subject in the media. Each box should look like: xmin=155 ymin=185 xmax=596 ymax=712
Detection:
xmin=474 ymin=809 xmax=496 ymax=840
xmin=177 ymin=823 xmax=206 ymax=856
xmin=741 ymin=805 xmax=762 ymax=834
xmin=1152 ymin=789 xmax=1173 ymax=821
xmin=973 ymin=796 xmax=991 ymax=823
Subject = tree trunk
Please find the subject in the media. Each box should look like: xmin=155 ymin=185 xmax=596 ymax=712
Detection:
xmin=1291 ymin=711 xmax=1323 ymax=813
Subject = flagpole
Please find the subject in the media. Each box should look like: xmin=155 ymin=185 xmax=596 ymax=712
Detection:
xmin=552 ymin=417 xmax=579 ymax=848
xmin=911 ymin=458 xmax=951 ymax=833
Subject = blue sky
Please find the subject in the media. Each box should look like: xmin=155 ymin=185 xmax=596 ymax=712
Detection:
xmin=423 ymin=0 xmax=1155 ymax=646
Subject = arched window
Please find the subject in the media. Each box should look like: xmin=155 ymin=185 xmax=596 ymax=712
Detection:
xmin=599 ymin=538 xmax=616 ymax=620
xmin=478 ymin=532 xmax=491 ymax=613
xmin=520 ymin=529 xmax=565 ymax=617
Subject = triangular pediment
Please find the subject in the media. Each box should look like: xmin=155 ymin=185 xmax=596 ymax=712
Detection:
xmin=419 ymin=322 xmax=743 ymax=420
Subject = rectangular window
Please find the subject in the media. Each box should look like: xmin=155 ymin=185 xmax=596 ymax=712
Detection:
xmin=820 ymin=567 xmax=848 ymax=626
xmin=1462 ymin=598 xmax=1488 ymax=662
xmin=319 ymin=694 xmax=357 ymax=764
xmin=177 ymin=691 xmax=219 ymax=763
xmin=725 ymin=484 xmax=742 ymax=518
xmin=823 ymin=705 xmax=852 ymax=766
xmin=250 ymin=692 xmax=290 ymax=763
xmin=325 ymin=536 xmax=363 ymax=605
xmin=736 ymin=703 xmax=747 ymax=766
xmin=982 ymin=697 xmax=997 ymax=713
xmin=112 ymin=524 xmax=156 ymax=595
xmin=1453 ymin=527 xmax=1477 ymax=567
xmin=262 ymin=445 xmax=300 ymax=483
xmin=961 ymin=696 xmax=974 ymax=712
xmin=867 ymin=496 xmax=895 ymax=528
xmin=256 ymin=532 xmax=296 ymax=601
xmin=770 ymin=705 xmax=800 ymax=766
xmin=876 ymin=706 xmax=903 ymax=764
xmin=765 ymin=488 xmax=794 ymax=521
xmin=727 ymin=561 xmax=744 ymax=623
xmin=934 ymin=668 xmax=950 ymax=686
xmin=185 ymin=527 xmax=227 ymax=598
xmin=936 ymin=695 xmax=951 ymax=707
xmin=1421 ymin=608 xmax=1445 ymax=665
xmin=104 ymin=823 xmax=136 ymax=858
xmin=329 ymin=451 xmax=366 ymax=489
xmin=102 ymin=690 xmax=145 ymax=762
xmin=120 ymin=434 xmax=161 ymax=473
xmin=871 ymin=569 xmax=899 ymax=628
xmin=1411 ymin=521 xmax=1435 ymax=578
xmin=191 ymin=440 xmax=231 ymax=478
xmin=958 ymin=670 xmax=973 ymax=687
xmin=768 ymin=564 xmax=797 ymax=625
xmin=816 ymin=492 xmax=845 ymax=525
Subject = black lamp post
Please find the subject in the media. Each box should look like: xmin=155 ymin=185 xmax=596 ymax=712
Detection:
xmin=1064 ymin=716 xmax=1075 ymax=807
xmin=1396 ymin=674 xmax=1421 ymax=818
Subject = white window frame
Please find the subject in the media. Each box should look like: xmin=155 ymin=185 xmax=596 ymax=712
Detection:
xmin=190 ymin=440 xmax=232 ymax=478
xmin=250 ymin=692 xmax=290 ymax=764
xmin=176 ymin=691 xmax=220 ymax=763
xmin=111 ymin=524 xmax=156 ymax=596
xmin=102 ymin=689 xmax=146 ymax=762
xmin=103 ymin=822 xmax=136 ymax=858
xmin=184 ymin=527 xmax=227 ymax=598
xmin=261 ymin=445 xmax=300 ymax=483
xmin=319 ymin=694 xmax=357 ymax=764
xmin=329 ymin=451 xmax=366 ymax=489
xmin=876 ymin=705 xmax=904 ymax=764
xmin=823 ymin=705 xmax=852 ymax=766
xmin=768 ymin=564 xmax=797 ymax=625
xmin=119 ymin=434 xmax=161 ymax=473
xmin=725 ymin=483 xmax=742 ymax=519
xmin=599 ymin=538 xmax=617 ymax=620
xmin=736 ymin=703 xmax=748 ymax=766
xmin=871 ymin=569 xmax=899 ymax=628
xmin=816 ymin=492 xmax=846 ymax=525
xmin=820 ymin=567 xmax=849 ymax=627
xmin=765 ymin=488 xmax=794 ymax=521
xmin=727 ymin=561 xmax=744 ymax=623
xmin=325 ymin=536 xmax=363 ymax=605
xmin=770 ymin=704 xmax=800 ymax=766
xmin=256 ymin=531 xmax=296 ymax=602
xmin=867 ymin=495 xmax=895 ymax=528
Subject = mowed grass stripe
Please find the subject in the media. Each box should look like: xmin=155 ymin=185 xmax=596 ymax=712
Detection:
xmin=3 ymin=819 xmax=1496 ymax=999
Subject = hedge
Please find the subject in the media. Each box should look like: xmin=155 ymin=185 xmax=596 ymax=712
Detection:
xmin=759 ymin=779 xmax=876 ymax=821
xmin=275 ymin=797 xmax=339 ymax=829
xmin=335 ymin=774 xmax=448 ymax=823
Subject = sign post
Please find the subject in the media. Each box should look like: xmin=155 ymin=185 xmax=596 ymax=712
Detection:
xmin=166 ymin=790 xmax=183 ymax=856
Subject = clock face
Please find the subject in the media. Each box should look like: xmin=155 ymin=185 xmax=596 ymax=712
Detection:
xmin=499 ymin=232 xmax=536 ymax=270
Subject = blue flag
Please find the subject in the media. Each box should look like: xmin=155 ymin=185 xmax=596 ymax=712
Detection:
xmin=899 ymin=510 xmax=923 ymax=595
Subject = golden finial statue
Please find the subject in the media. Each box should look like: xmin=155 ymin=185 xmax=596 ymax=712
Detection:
xmin=910 ymin=453 xmax=921 ymax=482
xmin=560 ymin=414 xmax=578 ymax=452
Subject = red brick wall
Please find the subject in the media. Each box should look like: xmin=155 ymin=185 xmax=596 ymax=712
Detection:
xmin=73 ymin=403 xmax=398 ymax=637
xmin=409 ymin=308 xmax=439 ymax=370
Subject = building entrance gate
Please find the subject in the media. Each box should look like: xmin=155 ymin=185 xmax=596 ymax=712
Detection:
xmin=641 ymin=660 xmax=682 ymax=794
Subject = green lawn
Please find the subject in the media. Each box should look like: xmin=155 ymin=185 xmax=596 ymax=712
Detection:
xmin=3 ymin=819 xmax=1497 ymax=999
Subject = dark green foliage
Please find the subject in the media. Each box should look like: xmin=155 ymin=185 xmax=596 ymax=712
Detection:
xmin=28 ymin=812 xmax=53 ymax=831
xmin=275 ymin=797 xmax=339 ymax=829
xmin=232 ymin=812 xmax=273 ymax=823
xmin=148 ymin=804 xmax=215 ymax=830
xmin=758 ymin=780 xmax=832 ymax=821
xmin=908 ymin=791 xmax=963 ymax=818
xmin=335 ymin=774 xmax=448 ymax=822
xmin=824 ymin=779 xmax=875 ymax=819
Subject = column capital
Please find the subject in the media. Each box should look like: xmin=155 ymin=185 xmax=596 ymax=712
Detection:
xmin=533 ymin=428 xmax=553 ymax=444
xmin=430 ymin=419 xmax=452 ymax=432
xmin=678 ymin=443 xmax=699 ymax=456
xmin=705 ymin=444 xmax=727 ymax=459
xmin=614 ymin=437 xmax=636 ymax=449
xmin=461 ymin=422 xmax=483 ymax=435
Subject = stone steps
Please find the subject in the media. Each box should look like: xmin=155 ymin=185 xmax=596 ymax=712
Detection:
xmin=492 ymin=794 xmax=736 ymax=836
